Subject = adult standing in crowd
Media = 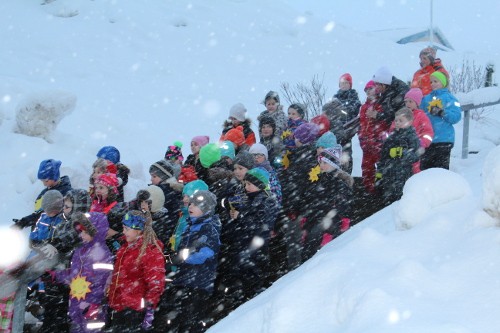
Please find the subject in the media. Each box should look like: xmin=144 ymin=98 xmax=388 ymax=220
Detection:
xmin=411 ymin=47 xmax=449 ymax=96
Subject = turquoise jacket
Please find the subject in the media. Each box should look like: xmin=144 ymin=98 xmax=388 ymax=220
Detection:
xmin=421 ymin=88 xmax=461 ymax=144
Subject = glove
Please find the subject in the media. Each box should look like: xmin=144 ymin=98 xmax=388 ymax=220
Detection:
xmin=39 ymin=243 xmax=58 ymax=259
xmin=83 ymin=303 xmax=101 ymax=320
xmin=142 ymin=307 xmax=154 ymax=331
xmin=430 ymin=106 xmax=444 ymax=117
xmin=12 ymin=217 xmax=28 ymax=229
xmin=389 ymin=147 xmax=403 ymax=158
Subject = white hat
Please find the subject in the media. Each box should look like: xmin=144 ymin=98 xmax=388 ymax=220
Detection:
xmin=249 ymin=143 xmax=269 ymax=160
xmin=229 ymin=103 xmax=247 ymax=122
xmin=372 ymin=66 xmax=392 ymax=85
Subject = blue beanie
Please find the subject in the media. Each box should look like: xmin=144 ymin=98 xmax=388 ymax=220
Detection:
xmin=316 ymin=131 xmax=338 ymax=148
xmin=183 ymin=179 xmax=209 ymax=197
xmin=96 ymin=146 xmax=120 ymax=164
xmin=37 ymin=159 xmax=62 ymax=181
xmin=220 ymin=141 xmax=236 ymax=160
xmin=122 ymin=211 xmax=146 ymax=231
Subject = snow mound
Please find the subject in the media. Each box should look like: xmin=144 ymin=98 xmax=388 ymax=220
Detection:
xmin=394 ymin=168 xmax=472 ymax=230
xmin=14 ymin=90 xmax=77 ymax=143
xmin=482 ymin=145 xmax=500 ymax=220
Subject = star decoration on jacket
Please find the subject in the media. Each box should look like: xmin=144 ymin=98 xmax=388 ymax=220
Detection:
xmin=282 ymin=151 xmax=290 ymax=169
xmin=428 ymin=98 xmax=443 ymax=112
xmin=309 ymin=165 xmax=321 ymax=182
xmin=70 ymin=274 xmax=92 ymax=301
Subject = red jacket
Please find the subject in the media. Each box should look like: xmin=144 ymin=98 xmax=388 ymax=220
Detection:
xmin=389 ymin=108 xmax=434 ymax=148
xmin=108 ymin=237 xmax=166 ymax=311
xmin=411 ymin=59 xmax=449 ymax=96
xmin=358 ymin=98 xmax=391 ymax=151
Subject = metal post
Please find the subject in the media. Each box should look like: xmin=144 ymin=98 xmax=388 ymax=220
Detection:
xmin=429 ymin=0 xmax=434 ymax=47
xmin=461 ymin=108 xmax=470 ymax=159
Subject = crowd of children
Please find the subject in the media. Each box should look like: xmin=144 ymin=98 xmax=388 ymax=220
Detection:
xmin=2 ymin=46 xmax=463 ymax=333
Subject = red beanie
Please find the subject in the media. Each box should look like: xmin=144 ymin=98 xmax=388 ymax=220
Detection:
xmin=223 ymin=126 xmax=245 ymax=147
xmin=364 ymin=80 xmax=375 ymax=91
xmin=310 ymin=114 xmax=331 ymax=136
xmin=340 ymin=73 xmax=353 ymax=87
xmin=95 ymin=173 xmax=119 ymax=193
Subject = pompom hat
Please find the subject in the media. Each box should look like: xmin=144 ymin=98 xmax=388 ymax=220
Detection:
xmin=223 ymin=126 xmax=246 ymax=147
xmin=164 ymin=142 xmax=184 ymax=162
xmin=372 ymin=66 xmax=393 ymax=85
xmin=405 ymin=88 xmax=424 ymax=106
xmin=37 ymin=159 xmax=62 ymax=181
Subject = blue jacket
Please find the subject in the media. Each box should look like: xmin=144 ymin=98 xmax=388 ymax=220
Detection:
xmin=421 ymin=88 xmax=461 ymax=144
xmin=29 ymin=213 xmax=64 ymax=245
xmin=173 ymin=214 xmax=221 ymax=293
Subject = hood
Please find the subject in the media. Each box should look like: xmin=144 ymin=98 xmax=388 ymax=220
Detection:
xmin=87 ymin=212 xmax=109 ymax=244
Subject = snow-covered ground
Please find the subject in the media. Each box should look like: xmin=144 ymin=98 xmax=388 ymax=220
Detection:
xmin=1 ymin=0 xmax=500 ymax=332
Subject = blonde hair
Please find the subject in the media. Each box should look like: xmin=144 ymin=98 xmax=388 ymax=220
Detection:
xmin=136 ymin=210 xmax=163 ymax=263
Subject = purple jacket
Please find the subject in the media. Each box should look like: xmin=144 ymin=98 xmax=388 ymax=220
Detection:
xmin=55 ymin=212 xmax=112 ymax=333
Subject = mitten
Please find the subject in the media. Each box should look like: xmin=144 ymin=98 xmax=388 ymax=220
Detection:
xmin=142 ymin=307 xmax=155 ymax=331
xmin=389 ymin=147 xmax=403 ymax=158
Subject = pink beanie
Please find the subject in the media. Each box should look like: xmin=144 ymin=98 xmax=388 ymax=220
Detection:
xmin=192 ymin=136 xmax=210 ymax=147
xmin=340 ymin=73 xmax=353 ymax=87
xmin=404 ymin=88 xmax=424 ymax=106
xmin=364 ymin=80 xmax=375 ymax=91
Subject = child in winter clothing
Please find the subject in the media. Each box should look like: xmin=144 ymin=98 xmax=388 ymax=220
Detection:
xmin=164 ymin=141 xmax=184 ymax=167
xmin=371 ymin=66 xmax=409 ymax=126
xmin=377 ymin=108 xmax=420 ymax=205
xmin=333 ymin=73 xmax=362 ymax=120
xmin=412 ymin=47 xmax=449 ymax=96
xmin=13 ymin=159 xmax=72 ymax=229
xmin=184 ymin=135 xmax=210 ymax=182
xmin=281 ymin=103 xmax=307 ymax=151
xmin=163 ymin=190 xmax=221 ymax=333
xmin=222 ymin=125 xmax=250 ymax=153
xmin=420 ymin=71 xmax=462 ymax=170
xmin=394 ymin=88 xmax=434 ymax=173
xmin=358 ymin=80 xmax=391 ymax=193
xmin=220 ymin=103 xmax=256 ymax=147
xmin=89 ymin=158 xmax=118 ymax=199
xmin=107 ymin=211 xmax=166 ymax=333
xmin=96 ymin=146 xmax=130 ymax=203
xmin=54 ymin=212 xmax=113 ymax=333
xmin=249 ymin=143 xmax=282 ymax=206
xmin=257 ymin=91 xmax=287 ymax=137
xmin=302 ymin=146 xmax=353 ymax=262
xmin=258 ymin=116 xmax=285 ymax=168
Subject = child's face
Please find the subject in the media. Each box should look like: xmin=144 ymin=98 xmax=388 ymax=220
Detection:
xmin=252 ymin=153 xmax=266 ymax=165
xmin=92 ymin=167 xmax=105 ymax=182
xmin=94 ymin=184 xmax=109 ymax=200
xmin=140 ymin=200 xmax=150 ymax=212
xmin=430 ymin=76 xmax=443 ymax=90
xmin=41 ymin=179 xmax=57 ymax=188
xmin=123 ymin=225 xmax=142 ymax=243
xmin=404 ymin=98 xmax=418 ymax=110
xmin=374 ymin=83 xmax=387 ymax=94
xmin=63 ymin=198 xmax=73 ymax=216
xmin=394 ymin=115 xmax=412 ymax=130
xmin=182 ymin=194 xmax=190 ymax=207
xmin=80 ymin=230 xmax=93 ymax=243
xmin=244 ymin=180 xmax=260 ymax=193
xmin=316 ymin=147 xmax=325 ymax=156
xmin=419 ymin=55 xmax=431 ymax=68
xmin=260 ymin=124 xmax=274 ymax=138
xmin=365 ymin=86 xmax=377 ymax=98
xmin=339 ymin=78 xmax=350 ymax=91
xmin=288 ymin=108 xmax=302 ymax=120
xmin=229 ymin=116 xmax=241 ymax=127
xmin=188 ymin=203 xmax=204 ymax=217
xmin=191 ymin=141 xmax=201 ymax=155
xmin=319 ymin=160 xmax=335 ymax=173
xmin=265 ymin=99 xmax=278 ymax=112
xmin=150 ymin=173 xmax=162 ymax=185
xmin=233 ymin=164 xmax=249 ymax=181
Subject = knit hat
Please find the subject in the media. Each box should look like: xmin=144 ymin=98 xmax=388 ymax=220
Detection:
xmin=244 ymin=168 xmax=270 ymax=191
xmin=289 ymin=103 xmax=306 ymax=118
xmin=41 ymin=190 xmax=64 ymax=213
xmin=431 ymin=71 xmax=448 ymax=87
xmin=294 ymin=122 xmax=320 ymax=145
xmin=189 ymin=190 xmax=217 ymax=215
xmin=37 ymin=159 xmax=61 ymax=181
xmin=319 ymin=145 xmax=343 ymax=168
xmin=263 ymin=90 xmax=280 ymax=104
xmin=122 ymin=211 xmax=146 ymax=231
xmin=220 ymin=140 xmax=236 ymax=160
xmin=192 ymin=135 xmax=210 ymax=148
xmin=96 ymin=146 xmax=120 ymax=164
xmin=178 ymin=165 xmax=198 ymax=184
xmin=233 ymin=151 xmax=255 ymax=170
xmin=340 ymin=73 xmax=353 ymax=87
xmin=223 ymin=126 xmax=246 ymax=147
xmin=141 ymin=185 xmax=165 ymax=213
xmin=316 ymin=131 xmax=338 ymax=148
xmin=164 ymin=141 xmax=184 ymax=162
xmin=64 ymin=189 xmax=91 ymax=215
xmin=72 ymin=212 xmax=97 ymax=237
xmin=259 ymin=116 xmax=276 ymax=132
xmin=229 ymin=103 xmax=247 ymax=122
xmin=364 ymin=80 xmax=376 ymax=91
xmin=95 ymin=173 xmax=119 ymax=194
xmin=372 ymin=66 xmax=392 ymax=85
xmin=149 ymin=160 xmax=175 ymax=182
xmin=199 ymin=143 xmax=222 ymax=168
xmin=405 ymin=88 xmax=424 ymax=106
xmin=182 ymin=179 xmax=209 ymax=197
xmin=249 ymin=143 xmax=269 ymax=160
xmin=420 ymin=47 xmax=437 ymax=63
xmin=310 ymin=114 xmax=331 ymax=136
